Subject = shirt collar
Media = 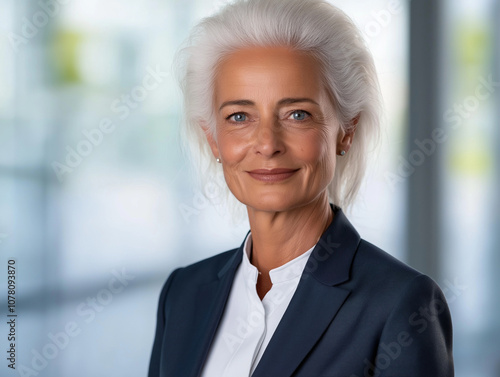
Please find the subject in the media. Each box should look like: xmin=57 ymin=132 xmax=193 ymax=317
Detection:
xmin=242 ymin=232 xmax=315 ymax=285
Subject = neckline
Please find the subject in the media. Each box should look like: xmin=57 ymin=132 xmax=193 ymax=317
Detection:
xmin=242 ymin=233 xmax=316 ymax=284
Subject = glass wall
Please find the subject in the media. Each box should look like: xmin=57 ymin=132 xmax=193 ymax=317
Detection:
xmin=442 ymin=0 xmax=500 ymax=375
xmin=0 ymin=0 xmax=498 ymax=376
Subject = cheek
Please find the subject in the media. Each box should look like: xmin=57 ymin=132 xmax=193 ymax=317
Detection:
xmin=216 ymin=130 xmax=248 ymax=163
xmin=297 ymin=129 xmax=337 ymax=187
xmin=297 ymin=130 xmax=333 ymax=165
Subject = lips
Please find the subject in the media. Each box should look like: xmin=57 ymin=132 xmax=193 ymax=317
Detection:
xmin=247 ymin=168 xmax=300 ymax=182
xmin=248 ymin=168 xmax=298 ymax=174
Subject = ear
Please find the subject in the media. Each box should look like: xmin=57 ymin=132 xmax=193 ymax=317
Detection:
xmin=200 ymin=121 xmax=220 ymax=159
xmin=337 ymin=115 xmax=358 ymax=155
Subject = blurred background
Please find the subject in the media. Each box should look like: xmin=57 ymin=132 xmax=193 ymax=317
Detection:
xmin=0 ymin=0 xmax=498 ymax=376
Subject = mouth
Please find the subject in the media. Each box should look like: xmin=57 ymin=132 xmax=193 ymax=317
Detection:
xmin=246 ymin=168 xmax=300 ymax=183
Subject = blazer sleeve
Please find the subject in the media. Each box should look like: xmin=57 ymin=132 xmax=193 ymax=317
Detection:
xmin=375 ymin=274 xmax=454 ymax=377
xmin=148 ymin=268 xmax=180 ymax=377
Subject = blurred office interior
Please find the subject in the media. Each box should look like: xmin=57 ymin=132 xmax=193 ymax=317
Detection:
xmin=0 ymin=0 xmax=499 ymax=376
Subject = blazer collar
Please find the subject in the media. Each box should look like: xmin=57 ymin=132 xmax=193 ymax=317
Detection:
xmin=217 ymin=231 xmax=247 ymax=279
xmin=192 ymin=204 xmax=361 ymax=377
xmin=305 ymin=203 xmax=361 ymax=285
xmin=250 ymin=203 xmax=361 ymax=377
xmin=217 ymin=203 xmax=360 ymax=286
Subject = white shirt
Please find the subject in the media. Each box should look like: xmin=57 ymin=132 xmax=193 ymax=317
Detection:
xmin=200 ymin=232 xmax=315 ymax=377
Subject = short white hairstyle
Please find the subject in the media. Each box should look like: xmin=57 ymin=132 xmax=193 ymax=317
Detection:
xmin=175 ymin=0 xmax=382 ymax=218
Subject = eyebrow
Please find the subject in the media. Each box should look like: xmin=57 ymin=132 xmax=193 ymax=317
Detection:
xmin=218 ymin=97 xmax=319 ymax=112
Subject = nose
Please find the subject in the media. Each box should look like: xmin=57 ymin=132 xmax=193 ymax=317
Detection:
xmin=253 ymin=115 xmax=285 ymax=157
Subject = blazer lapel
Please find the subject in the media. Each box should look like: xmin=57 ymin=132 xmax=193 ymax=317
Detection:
xmin=185 ymin=235 xmax=247 ymax=377
xmin=251 ymin=205 xmax=361 ymax=377
xmin=252 ymin=280 xmax=351 ymax=377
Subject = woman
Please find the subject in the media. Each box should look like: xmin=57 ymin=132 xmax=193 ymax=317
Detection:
xmin=149 ymin=0 xmax=454 ymax=376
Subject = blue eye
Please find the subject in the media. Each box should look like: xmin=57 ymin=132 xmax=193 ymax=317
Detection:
xmin=229 ymin=113 xmax=247 ymax=122
xmin=290 ymin=111 xmax=309 ymax=121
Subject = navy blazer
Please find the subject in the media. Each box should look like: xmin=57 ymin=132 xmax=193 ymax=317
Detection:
xmin=149 ymin=204 xmax=454 ymax=377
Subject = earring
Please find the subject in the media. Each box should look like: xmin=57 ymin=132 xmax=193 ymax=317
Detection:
xmin=216 ymin=157 xmax=221 ymax=163
xmin=340 ymin=150 xmax=346 ymax=156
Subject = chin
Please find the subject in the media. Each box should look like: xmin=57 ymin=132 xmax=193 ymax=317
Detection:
xmin=240 ymin=192 xmax=308 ymax=213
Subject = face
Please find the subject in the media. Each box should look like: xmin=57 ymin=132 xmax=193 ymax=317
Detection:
xmin=204 ymin=46 xmax=354 ymax=213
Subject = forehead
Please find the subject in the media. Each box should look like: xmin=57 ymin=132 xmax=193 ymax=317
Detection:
xmin=214 ymin=46 xmax=325 ymax=102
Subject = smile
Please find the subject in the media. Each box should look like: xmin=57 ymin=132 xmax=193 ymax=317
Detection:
xmin=247 ymin=168 xmax=300 ymax=183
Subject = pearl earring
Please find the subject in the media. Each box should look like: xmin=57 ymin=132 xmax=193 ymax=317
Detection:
xmin=216 ymin=157 xmax=221 ymax=163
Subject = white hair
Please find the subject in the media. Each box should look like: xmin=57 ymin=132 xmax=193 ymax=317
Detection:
xmin=175 ymin=0 xmax=382 ymax=219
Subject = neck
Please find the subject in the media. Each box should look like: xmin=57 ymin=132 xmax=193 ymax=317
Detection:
xmin=247 ymin=193 xmax=333 ymax=276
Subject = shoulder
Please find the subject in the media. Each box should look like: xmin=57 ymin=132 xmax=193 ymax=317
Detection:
xmin=179 ymin=248 xmax=240 ymax=279
xmin=347 ymin=238 xmax=444 ymax=311
xmin=159 ymin=247 xmax=240 ymax=296
xmin=343 ymin=239 xmax=452 ymax=345
xmin=353 ymin=238 xmax=422 ymax=281
xmin=347 ymin=242 xmax=454 ymax=374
